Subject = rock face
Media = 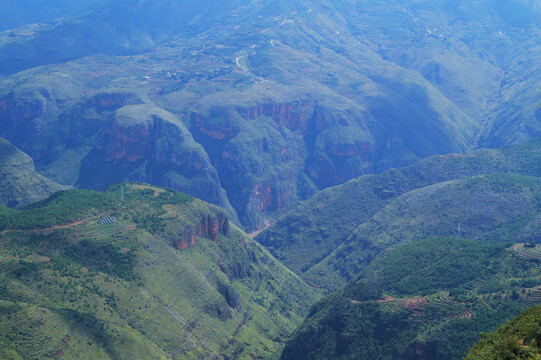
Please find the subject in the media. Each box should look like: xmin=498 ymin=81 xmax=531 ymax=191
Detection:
xmin=0 ymin=89 xmax=238 ymax=222
xmin=177 ymin=212 xmax=230 ymax=250
xmin=79 ymin=104 xmax=236 ymax=219
xmin=189 ymin=94 xmax=381 ymax=228
xmin=189 ymin=100 xmax=312 ymax=228
xmin=0 ymin=137 xmax=66 ymax=208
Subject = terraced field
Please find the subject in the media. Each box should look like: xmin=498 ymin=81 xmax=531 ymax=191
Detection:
xmin=513 ymin=243 xmax=541 ymax=261
xmin=73 ymin=220 xmax=136 ymax=244
xmin=525 ymin=287 xmax=541 ymax=303
xmin=366 ymin=292 xmax=474 ymax=323
xmin=351 ymin=288 xmax=541 ymax=326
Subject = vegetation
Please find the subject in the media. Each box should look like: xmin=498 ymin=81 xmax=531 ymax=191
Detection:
xmin=0 ymin=137 xmax=66 ymax=209
xmin=1 ymin=0 xmax=540 ymax=230
xmin=280 ymin=237 xmax=541 ymax=360
xmin=0 ymin=184 xmax=319 ymax=359
xmin=0 ymin=189 xmax=117 ymax=231
xmin=356 ymin=238 xmax=538 ymax=296
xmin=466 ymin=305 xmax=541 ymax=360
xmin=259 ymin=139 xmax=541 ymax=292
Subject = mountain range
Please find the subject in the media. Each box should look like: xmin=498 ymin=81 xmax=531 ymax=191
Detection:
xmin=1 ymin=1 xmax=541 ymax=359
xmin=1 ymin=0 xmax=540 ymax=230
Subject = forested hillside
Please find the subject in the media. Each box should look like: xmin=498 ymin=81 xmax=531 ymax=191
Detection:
xmin=259 ymin=138 xmax=541 ymax=291
xmin=465 ymin=305 xmax=541 ymax=360
xmin=0 ymin=184 xmax=318 ymax=359
xmin=281 ymin=238 xmax=541 ymax=360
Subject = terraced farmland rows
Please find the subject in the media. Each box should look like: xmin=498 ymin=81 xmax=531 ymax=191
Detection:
xmin=430 ymin=293 xmax=453 ymax=306
xmin=526 ymin=288 xmax=541 ymax=303
xmin=513 ymin=244 xmax=541 ymax=261
xmin=444 ymin=309 xmax=474 ymax=320
xmin=75 ymin=221 xmax=136 ymax=243
xmin=356 ymin=292 xmax=474 ymax=323
xmin=401 ymin=296 xmax=428 ymax=316
xmin=402 ymin=293 xmax=473 ymax=323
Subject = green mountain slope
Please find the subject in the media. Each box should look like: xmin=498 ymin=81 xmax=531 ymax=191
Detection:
xmin=0 ymin=0 xmax=97 ymax=32
xmin=0 ymin=184 xmax=319 ymax=359
xmin=0 ymin=137 xmax=66 ymax=208
xmin=304 ymin=174 xmax=541 ymax=290
xmin=258 ymin=138 xmax=541 ymax=291
xmin=465 ymin=304 xmax=541 ymax=360
xmin=280 ymin=238 xmax=541 ymax=360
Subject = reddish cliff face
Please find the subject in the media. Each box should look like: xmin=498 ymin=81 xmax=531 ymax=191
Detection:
xmin=0 ymin=91 xmax=145 ymax=164
xmin=250 ymin=167 xmax=296 ymax=213
xmin=94 ymin=93 xmax=134 ymax=110
xmin=103 ymin=122 xmax=154 ymax=163
xmin=189 ymin=100 xmax=315 ymax=229
xmin=0 ymin=97 xmax=49 ymax=148
xmin=238 ymin=100 xmax=315 ymax=134
xmin=191 ymin=113 xmax=238 ymax=141
xmin=0 ymin=97 xmax=50 ymax=122
xmin=177 ymin=213 xmax=230 ymax=250
xmin=84 ymin=111 xmax=233 ymax=215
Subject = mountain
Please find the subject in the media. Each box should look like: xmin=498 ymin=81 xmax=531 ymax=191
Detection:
xmin=0 ymin=184 xmax=319 ymax=359
xmin=280 ymin=237 xmax=541 ymax=360
xmin=304 ymin=173 xmax=541 ymax=291
xmin=0 ymin=0 xmax=97 ymax=32
xmin=2 ymin=1 xmax=541 ymax=359
xmin=465 ymin=304 xmax=541 ymax=360
xmin=0 ymin=136 xmax=66 ymax=208
xmin=1 ymin=0 xmax=540 ymax=230
xmin=258 ymin=138 xmax=541 ymax=291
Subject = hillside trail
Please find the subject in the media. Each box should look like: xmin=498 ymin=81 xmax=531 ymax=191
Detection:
xmin=0 ymin=213 xmax=119 ymax=235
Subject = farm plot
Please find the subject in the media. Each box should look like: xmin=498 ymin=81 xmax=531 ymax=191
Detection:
xmin=74 ymin=220 xmax=136 ymax=244
xmin=513 ymin=243 xmax=541 ymax=261
xmin=354 ymin=292 xmax=475 ymax=323
xmin=400 ymin=293 xmax=474 ymax=323
xmin=525 ymin=287 xmax=541 ymax=303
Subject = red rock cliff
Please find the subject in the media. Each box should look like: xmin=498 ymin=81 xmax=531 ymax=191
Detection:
xmin=238 ymin=99 xmax=314 ymax=134
xmin=177 ymin=213 xmax=230 ymax=250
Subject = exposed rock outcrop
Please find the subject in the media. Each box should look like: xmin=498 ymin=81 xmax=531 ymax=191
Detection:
xmin=237 ymin=99 xmax=315 ymax=133
xmin=0 ymin=137 xmax=66 ymax=208
xmin=177 ymin=212 xmax=230 ymax=250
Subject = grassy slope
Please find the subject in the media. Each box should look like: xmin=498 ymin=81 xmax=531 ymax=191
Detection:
xmin=0 ymin=137 xmax=66 ymax=208
xmin=258 ymin=138 xmax=541 ymax=291
xmin=0 ymin=184 xmax=319 ymax=359
xmin=280 ymin=237 xmax=541 ymax=360
xmin=304 ymin=174 xmax=541 ymax=290
xmin=465 ymin=304 xmax=541 ymax=360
